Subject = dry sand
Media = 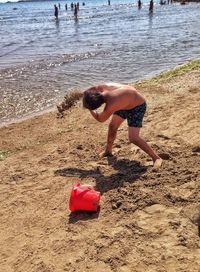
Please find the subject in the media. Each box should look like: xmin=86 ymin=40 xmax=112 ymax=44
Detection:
xmin=0 ymin=63 xmax=200 ymax=272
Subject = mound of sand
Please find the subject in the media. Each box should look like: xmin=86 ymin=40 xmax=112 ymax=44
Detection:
xmin=0 ymin=62 xmax=200 ymax=272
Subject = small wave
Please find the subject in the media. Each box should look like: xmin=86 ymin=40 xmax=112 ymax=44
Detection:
xmin=0 ymin=38 xmax=37 ymax=58
xmin=0 ymin=50 xmax=105 ymax=78
xmin=0 ymin=15 xmax=18 ymax=20
xmin=0 ymin=46 xmax=22 ymax=58
xmin=2 ymin=41 xmax=17 ymax=48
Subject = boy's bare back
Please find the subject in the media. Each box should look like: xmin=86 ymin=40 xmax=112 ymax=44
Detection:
xmin=98 ymin=83 xmax=145 ymax=112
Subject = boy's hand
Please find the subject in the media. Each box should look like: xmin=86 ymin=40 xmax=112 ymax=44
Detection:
xmin=89 ymin=110 xmax=99 ymax=121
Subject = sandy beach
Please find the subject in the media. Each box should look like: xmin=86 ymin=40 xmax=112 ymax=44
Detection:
xmin=0 ymin=60 xmax=200 ymax=272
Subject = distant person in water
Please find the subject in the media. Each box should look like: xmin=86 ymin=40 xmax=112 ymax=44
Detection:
xmin=65 ymin=3 xmax=68 ymax=10
xmin=108 ymin=0 xmax=111 ymax=5
xmin=74 ymin=3 xmax=78 ymax=17
xmin=54 ymin=4 xmax=58 ymax=19
xmin=82 ymin=83 xmax=162 ymax=168
xmin=71 ymin=2 xmax=74 ymax=10
xmin=160 ymin=0 xmax=166 ymax=5
xmin=58 ymin=3 xmax=61 ymax=9
xmin=138 ymin=0 xmax=142 ymax=9
xmin=149 ymin=0 xmax=154 ymax=13
xmin=180 ymin=0 xmax=186 ymax=4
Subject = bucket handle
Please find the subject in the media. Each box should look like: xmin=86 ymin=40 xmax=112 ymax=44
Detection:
xmin=73 ymin=184 xmax=94 ymax=191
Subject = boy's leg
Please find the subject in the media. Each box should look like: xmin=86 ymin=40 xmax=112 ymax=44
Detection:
xmin=128 ymin=127 xmax=162 ymax=167
xmin=101 ymin=114 xmax=124 ymax=157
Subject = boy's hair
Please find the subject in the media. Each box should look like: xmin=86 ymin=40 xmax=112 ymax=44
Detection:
xmin=83 ymin=88 xmax=105 ymax=110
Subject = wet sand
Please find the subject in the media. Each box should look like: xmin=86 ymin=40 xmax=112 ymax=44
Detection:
xmin=0 ymin=61 xmax=200 ymax=272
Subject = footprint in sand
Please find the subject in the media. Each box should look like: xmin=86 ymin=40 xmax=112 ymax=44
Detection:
xmin=192 ymin=146 xmax=200 ymax=153
xmin=159 ymin=153 xmax=171 ymax=160
xmin=157 ymin=134 xmax=170 ymax=140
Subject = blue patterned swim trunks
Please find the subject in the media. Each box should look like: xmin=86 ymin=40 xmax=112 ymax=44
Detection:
xmin=114 ymin=102 xmax=147 ymax=127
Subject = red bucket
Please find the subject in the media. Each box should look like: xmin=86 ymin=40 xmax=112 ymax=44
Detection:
xmin=69 ymin=183 xmax=100 ymax=212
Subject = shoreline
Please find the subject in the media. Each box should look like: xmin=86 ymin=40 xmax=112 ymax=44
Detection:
xmin=0 ymin=106 xmax=56 ymax=129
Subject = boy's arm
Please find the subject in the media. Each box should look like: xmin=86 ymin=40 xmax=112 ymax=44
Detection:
xmin=89 ymin=110 xmax=100 ymax=121
xmin=89 ymin=105 xmax=113 ymax=123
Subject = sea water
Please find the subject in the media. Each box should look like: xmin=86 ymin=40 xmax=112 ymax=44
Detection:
xmin=0 ymin=0 xmax=200 ymax=124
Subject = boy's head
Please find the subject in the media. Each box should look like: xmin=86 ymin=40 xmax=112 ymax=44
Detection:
xmin=83 ymin=87 xmax=105 ymax=110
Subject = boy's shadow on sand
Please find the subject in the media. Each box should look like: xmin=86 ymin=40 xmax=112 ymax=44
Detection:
xmin=55 ymin=156 xmax=147 ymax=194
xmin=55 ymin=157 xmax=147 ymax=223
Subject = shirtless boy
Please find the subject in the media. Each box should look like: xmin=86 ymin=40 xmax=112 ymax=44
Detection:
xmin=83 ymin=83 xmax=162 ymax=168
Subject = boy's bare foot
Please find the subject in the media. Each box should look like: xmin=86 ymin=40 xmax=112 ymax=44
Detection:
xmin=99 ymin=151 xmax=113 ymax=158
xmin=153 ymin=158 xmax=163 ymax=168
